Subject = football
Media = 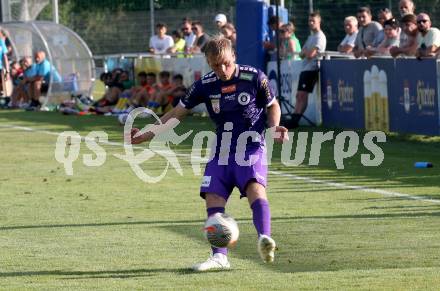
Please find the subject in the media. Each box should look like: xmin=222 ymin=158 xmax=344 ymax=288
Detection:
xmin=204 ymin=213 xmax=239 ymax=248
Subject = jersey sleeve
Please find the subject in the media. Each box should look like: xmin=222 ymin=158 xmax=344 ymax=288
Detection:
xmin=179 ymin=80 xmax=204 ymax=109
xmin=257 ymin=70 xmax=276 ymax=107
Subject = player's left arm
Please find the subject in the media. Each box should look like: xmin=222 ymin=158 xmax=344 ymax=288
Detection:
xmin=266 ymin=100 xmax=288 ymax=143
xmin=258 ymin=73 xmax=288 ymax=143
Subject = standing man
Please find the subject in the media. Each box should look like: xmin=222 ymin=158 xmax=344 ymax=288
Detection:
xmin=129 ymin=35 xmax=288 ymax=271
xmin=287 ymin=11 xmax=326 ymax=129
xmin=352 ymin=7 xmax=382 ymax=58
xmin=415 ymin=13 xmax=440 ymax=58
xmin=149 ymin=23 xmax=174 ymax=54
xmin=399 ymin=0 xmax=415 ymax=17
xmin=181 ymin=18 xmax=196 ymax=54
xmin=390 ymin=14 xmax=419 ymax=57
xmin=190 ymin=21 xmax=210 ymax=53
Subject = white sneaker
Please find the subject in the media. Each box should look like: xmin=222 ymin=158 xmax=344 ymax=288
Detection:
xmin=192 ymin=253 xmax=230 ymax=272
xmin=258 ymin=235 xmax=276 ymax=263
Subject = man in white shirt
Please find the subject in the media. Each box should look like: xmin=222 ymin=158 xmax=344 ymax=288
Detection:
xmin=338 ymin=16 xmax=358 ymax=54
xmin=415 ymin=13 xmax=440 ymax=58
xmin=149 ymin=23 xmax=174 ymax=54
xmin=181 ymin=18 xmax=196 ymax=53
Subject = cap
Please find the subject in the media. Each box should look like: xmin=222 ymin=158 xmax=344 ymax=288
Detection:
xmin=215 ymin=13 xmax=227 ymax=24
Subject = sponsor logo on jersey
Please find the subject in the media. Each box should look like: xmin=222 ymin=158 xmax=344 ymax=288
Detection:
xmin=209 ymin=94 xmax=221 ymax=99
xmin=239 ymin=73 xmax=254 ymax=81
xmin=238 ymin=92 xmax=251 ymax=105
xmin=239 ymin=66 xmax=258 ymax=73
xmin=221 ymin=84 xmax=236 ymax=94
xmin=201 ymin=176 xmax=211 ymax=187
xmin=202 ymin=77 xmax=217 ymax=84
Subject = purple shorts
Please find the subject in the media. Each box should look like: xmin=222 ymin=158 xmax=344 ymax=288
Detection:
xmin=200 ymin=148 xmax=267 ymax=200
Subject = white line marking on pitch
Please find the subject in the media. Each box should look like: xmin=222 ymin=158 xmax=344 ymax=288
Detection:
xmin=2 ymin=124 xmax=440 ymax=204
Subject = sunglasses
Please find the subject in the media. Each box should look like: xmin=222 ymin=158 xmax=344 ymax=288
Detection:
xmin=417 ymin=19 xmax=428 ymax=24
xmin=191 ymin=27 xmax=198 ymax=31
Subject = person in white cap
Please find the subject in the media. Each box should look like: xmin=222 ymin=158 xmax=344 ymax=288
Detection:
xmin=215 ymin=13 xmax=227 ymax=30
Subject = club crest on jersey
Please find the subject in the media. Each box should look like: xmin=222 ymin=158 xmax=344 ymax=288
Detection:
xmin=211 ymin=98 xmax=220 ymax=113
xmin=221 ymin=84 xmax=236 ymax=94
xmin=238 ymin=92 xmax=251 ymax=105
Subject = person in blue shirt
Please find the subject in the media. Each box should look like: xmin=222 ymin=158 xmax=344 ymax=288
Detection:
xmin=27 ymin=51 xmax=61 ymax=108
xmin=0 ymin=30 xmax=10 ymax=97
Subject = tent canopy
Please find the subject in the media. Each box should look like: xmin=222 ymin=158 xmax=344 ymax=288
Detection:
xmin=3 ymin=21 xmax=95 ymax=104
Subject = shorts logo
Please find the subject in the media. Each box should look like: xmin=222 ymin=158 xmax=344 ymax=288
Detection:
xmin=238 ymin=92 xmax=251 ymax=105
xmin=221 ymin=84 xmax=236 ymax=94
xmin=201 ymin=176 xmax=211 ymax=187
xmin=211 ymin=99 xmax=220 ymax=113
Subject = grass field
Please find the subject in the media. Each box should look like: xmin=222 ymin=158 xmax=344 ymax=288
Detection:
xmin=1 ymin=110 xmax=440 ymax=290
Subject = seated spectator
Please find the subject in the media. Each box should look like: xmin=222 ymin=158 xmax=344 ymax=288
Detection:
xmin=181 ymin=18 xmax=196 ymax=54
xmin=169 ymin=74 xmax=187 ymax=107
xmin=10 ymin=57 xmax=34 ymax=108
xmin=390 ymin=14 xmax=419 ymax=57
xmin=26 ymin=51 xmax=62 ymax=109
xmin=399 ymin=0 xmax=415 ymax=17
xmin=279 ymin=22 xmax=301 ymax=60
xmin=167 ymin=30 xmax=186 ymax=56
xmin=373 ymin=8 xmax=394 ymax=47
xmin=338 ymin=16 xmax=358 ymax=54
xmin=353 ymin=7 xmax=383 ymax=58
xmin=415 ymin=13 xmax=440 ymax=58
xmin=130 ymin=72 xmax=158 ymax=108
xmin=10 ymin=61 xmax=23 ymax=86
xmin=220 ymin=23 xmax=237 ymax=49
xmin=190 ymin=21 xmax=210 ymax=53
xmin=92 ymin=68 xmax=125 ymax=113
xmin=146 ymin=71 xmax=173 ymax=114
xmin=365 ymin=18 xmax=400 ymax=56
xmin=214 ymin=14 xmax=228 ymax=31
xmin=149 ymin=23 xmax=174 ymax=54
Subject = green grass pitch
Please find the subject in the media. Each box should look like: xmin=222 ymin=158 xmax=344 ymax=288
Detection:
xmin=1 ymin=110 xmax=440 ymax=290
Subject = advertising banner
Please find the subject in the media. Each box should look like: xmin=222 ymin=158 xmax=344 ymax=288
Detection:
xmin=267 ymin=60 xmax=321 ymax=125
xmin=320 ymin=59 xmax=394 ymax=131
xmin=390 ymin=59 xmax=439 ymax=135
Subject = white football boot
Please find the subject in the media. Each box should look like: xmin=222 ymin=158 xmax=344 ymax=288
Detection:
xmin=258 ymin=235 xmax=276 ymax=263
xmin=192 ymin=253 xmax=231 ymax=272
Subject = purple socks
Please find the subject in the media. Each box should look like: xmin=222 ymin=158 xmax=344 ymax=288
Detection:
xmin=207 ymin=207 xmax=228 ymax=256
xmin=250 ymin=199 xmax=271 ymax=237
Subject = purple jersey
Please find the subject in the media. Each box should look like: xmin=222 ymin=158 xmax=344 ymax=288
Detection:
xmin=180 ymin=64 xmax=275 ymax=154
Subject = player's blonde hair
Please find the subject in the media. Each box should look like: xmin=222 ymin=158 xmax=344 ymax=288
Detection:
xmin=204 ymin=34 xmax=234 ymax=61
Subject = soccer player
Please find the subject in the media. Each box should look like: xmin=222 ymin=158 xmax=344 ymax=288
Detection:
xmin=129 ymin=35 xmax=288 ymax=271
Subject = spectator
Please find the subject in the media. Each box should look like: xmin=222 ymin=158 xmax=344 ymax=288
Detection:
xmin=168 ymin=30 xmax=186 ymax=56
xmin=181 ymin=18 xmax=196 ymax=53
xmin=399 ymin=0 xmax=415 ymax=17
xmin=10 ymin=57 xmax=34 ymax=108
xmin=353 ymin=7 xmax=382 ymax=58
xmin=390 ymin=14 xmax=419 ymax=57
xmin=279 ymin=22 xmax=301 ymax=60
xmin=149 ymin=23 xmax=174 ymax=54
xmin=131 ymin=72 xmax=157 ymax=108
xmin=26 ymin=51 xmax=61 ymax=109
xmin=287 ymin=11 xmax=326 ymax=129
xmin=338 ymin=16 xmax=358 ymax=54
xmin=169 ymin=74 xmax=187 ymax=107
xmin=149 ymin=71 xmax=173 ymax=114
xmin=190 ymin=21 xmax=210 ymax=53
xmin=415 ymin=13 xmax=440 ymax=58
xmin=214 ymin=13 xmax=228 ymax=30
xmin=373 ymin=8 xmax=394 ymax=46
xmin=0 ymin=27 xmax=9 ymax=89
xmin=0 ymin=28 xmax=12 ymax=58
xmin=263 ymin=15 xmax=283 ymax=53
xmin=221 ymin=23 xmax=237 ymax=49
xmin=366 ymin=18 xmax=400 ymax=56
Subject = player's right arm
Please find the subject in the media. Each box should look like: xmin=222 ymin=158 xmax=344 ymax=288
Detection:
xmin=129 ymin=104 xmax=189 ymax=144
xmin=130 ymin=80 xmax=204 ymax=144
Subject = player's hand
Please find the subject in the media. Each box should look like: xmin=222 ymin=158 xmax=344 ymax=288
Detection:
xmin=127 ymin=128 xmax=154 ymax=144
xmin=270 ymin=126 xmax=289 ymax=143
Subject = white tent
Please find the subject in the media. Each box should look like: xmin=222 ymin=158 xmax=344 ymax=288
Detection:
xmin=2 ymin=20 xmax=95 ymax=105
